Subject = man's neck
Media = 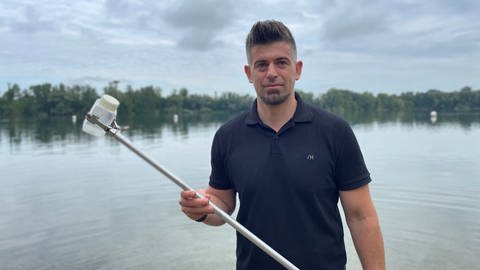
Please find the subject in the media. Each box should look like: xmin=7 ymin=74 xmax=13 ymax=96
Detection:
xmin=257 ymin=94 xmax=297 ymax=132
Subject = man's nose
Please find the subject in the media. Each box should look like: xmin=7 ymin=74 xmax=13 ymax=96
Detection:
xmin=266 ymin=63 xmax=278 ymax=79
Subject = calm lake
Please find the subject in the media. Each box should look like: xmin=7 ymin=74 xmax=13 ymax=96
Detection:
xmin=0 ymin=112 xmax=479 ymax=270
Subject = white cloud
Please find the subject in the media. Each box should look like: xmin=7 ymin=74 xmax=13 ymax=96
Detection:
xmin=0 ymin=0 xmax=478 ymax=94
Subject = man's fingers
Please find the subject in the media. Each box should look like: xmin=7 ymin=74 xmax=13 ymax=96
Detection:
xmin=181 ymin=206 xmax=209 ymax=215
xmin=180 ymin=190 xmax=197 ymax=199
xmin=181 ymin=204 xmax=214 ymax=221
xmin=180 ymin=190 xmax=211 ymax=200
xmin=179 ymin=190 xmax=214 ymax=221
xmin=180 ymin=198 xmax=209 ymax=208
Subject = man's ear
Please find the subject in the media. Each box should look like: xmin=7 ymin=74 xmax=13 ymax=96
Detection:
xmin=244 ymin=65 xmax=253 ymax=83
xmin=295 ymin=60 xmax=303 ymax=80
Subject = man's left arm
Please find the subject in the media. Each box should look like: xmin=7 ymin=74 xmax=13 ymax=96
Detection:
xmin=340 ymin=184 xmax=385 ymax=270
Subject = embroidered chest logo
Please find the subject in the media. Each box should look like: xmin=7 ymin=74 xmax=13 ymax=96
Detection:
xmin=306 ymin=154 xmax=315 ymax=160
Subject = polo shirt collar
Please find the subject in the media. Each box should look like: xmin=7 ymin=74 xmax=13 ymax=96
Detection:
xmin=245 ymin=92 xmax=314 ymax=126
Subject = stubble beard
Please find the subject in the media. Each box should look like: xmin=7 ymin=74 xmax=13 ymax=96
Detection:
xmin=259 ymin=90 xmax=292 ymax=106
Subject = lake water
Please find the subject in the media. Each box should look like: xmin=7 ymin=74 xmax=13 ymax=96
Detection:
xmin=0 ymin=113 xmax=479 ymax=270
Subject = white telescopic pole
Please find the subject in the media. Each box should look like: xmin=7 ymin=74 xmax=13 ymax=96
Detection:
xmin=84 ymin=113 xmax=300 ymax=270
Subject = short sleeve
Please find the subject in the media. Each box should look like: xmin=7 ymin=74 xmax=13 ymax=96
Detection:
xmin=334 ymin=123 xmax=371 ymax=190
xmin=209 ymin=128 xmax=234 ymax=190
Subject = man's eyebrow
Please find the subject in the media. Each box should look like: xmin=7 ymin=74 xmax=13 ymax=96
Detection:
xmin=254 ymin=57 xmax=290 ymax=64
xmin=276 ymin=57 xmax=291 ymax=62
xmin=253 ymin=59 xmax=267 ymax=65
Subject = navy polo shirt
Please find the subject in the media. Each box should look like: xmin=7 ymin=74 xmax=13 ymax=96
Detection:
xmin=209 ymin=93 xmax=371 ymax=270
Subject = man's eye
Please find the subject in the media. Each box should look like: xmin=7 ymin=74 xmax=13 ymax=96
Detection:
xmin=277 ymin=60 xmax=289 ymax=67
xmin=255 ymin=63 xmax=267 ymax=70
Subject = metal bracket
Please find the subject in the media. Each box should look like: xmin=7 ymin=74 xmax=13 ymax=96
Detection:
xmin=85 ymin=113 xmax=120 ymax=134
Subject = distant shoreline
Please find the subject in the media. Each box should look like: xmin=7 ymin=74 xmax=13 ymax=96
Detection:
xmin=1 ymin=83 xmax=479 ymax=118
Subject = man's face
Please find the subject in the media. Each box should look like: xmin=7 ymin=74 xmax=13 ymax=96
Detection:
xmin=245 ymin=41 xmax=303 ymax=106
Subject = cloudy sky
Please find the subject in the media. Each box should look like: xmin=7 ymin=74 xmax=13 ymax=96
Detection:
xmin=0 ymin=0 xmax=479 ymax=95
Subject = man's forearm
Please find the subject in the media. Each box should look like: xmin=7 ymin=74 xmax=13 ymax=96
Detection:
xmin=348 ymin=215 xmax=385 ymax=270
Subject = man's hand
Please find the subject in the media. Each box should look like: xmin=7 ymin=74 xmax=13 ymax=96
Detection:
xmin=179 ymin=187 xmax=236 ymax=226
xmin=179 ymin=189 xmax=215 ymax=222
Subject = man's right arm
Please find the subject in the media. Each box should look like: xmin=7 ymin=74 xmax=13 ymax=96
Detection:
xmin=179 ymin=186 xmax=236 ymax=226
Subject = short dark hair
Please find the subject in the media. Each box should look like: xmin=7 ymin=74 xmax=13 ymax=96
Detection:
xmin=245 ymin=20 xmax=297 ymax=64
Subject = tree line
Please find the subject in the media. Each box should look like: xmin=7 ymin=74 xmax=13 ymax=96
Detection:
xmin=1 ymin=82 xmax=479 ymax=119
xmin=313 ymin=86 xmax=480 ymax=115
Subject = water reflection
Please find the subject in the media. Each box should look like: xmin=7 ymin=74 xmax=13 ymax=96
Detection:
xmin=1 ymin=110 xmax=479 ymax=270
xmin=343 ymin=110 xmax=480 ymax=128
xmin=1 ymin=111 xmax=479 ymax=145
xmin=0 ymin=112 xmax=231 ymax=146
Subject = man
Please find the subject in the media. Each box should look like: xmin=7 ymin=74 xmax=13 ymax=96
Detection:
xmin=179 ymin=20 xmax=385 ymax=270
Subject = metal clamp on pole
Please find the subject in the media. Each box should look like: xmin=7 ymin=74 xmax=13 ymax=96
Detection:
xmin=82 ymin=95 xmax=300 ymax=270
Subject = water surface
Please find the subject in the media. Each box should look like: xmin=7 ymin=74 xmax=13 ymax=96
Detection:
xmin=0 ymin=113 xmax=479 ymax=269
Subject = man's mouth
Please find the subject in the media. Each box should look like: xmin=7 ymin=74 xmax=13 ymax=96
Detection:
xmin=264 ymin=84 xmax=283 ymax=89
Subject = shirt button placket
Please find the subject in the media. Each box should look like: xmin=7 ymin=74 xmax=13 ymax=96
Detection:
xmin=271 ymin=134 xmax=282 ymax=156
